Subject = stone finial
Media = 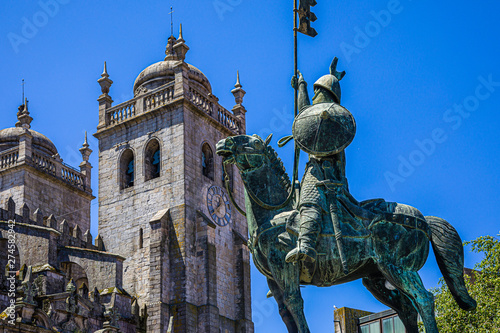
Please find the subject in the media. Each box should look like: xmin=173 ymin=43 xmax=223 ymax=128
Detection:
xmin=173 ymin=24 xmax=189 ymax=62
xmin=46 ymin=214 xmax=57 ymax=229
xmin=59 ymin=219 xmax=70 ymax=234
xmin=231 ymin=71 xmax=246 ymax=105
xmin=95 ymin=234 xmax=104 ymax=251
xmin=104 ymin=293 xmax=121 ymax=328
xmin=19 ymin=264 xmax=27 ymax=282
xmin=6 ymin=197 xmax=15 ymax=221
xmin=20 ymin=266 xmax=38 ymax=306
xmin=178 ymin=23 xmax=184 ymax=42
xmin=131 ymin=298 xmax=140 ymax=323
xmin=83 ymin=229 xmax=93 ymax=248
xmin=33 ymin=208 xmax=44 ymax=226
xmin=15 ymin=98 xmax=33 ymax=129
xmin=91 ymin=287 xmax=101 ymax=303
xmin=66 ymin=279 xmax=78 ymax=314
xmin=21 ymin=203 xmax=30 ymax=224
xmin=98 ymin=61 xmax=113 ymax=96
xmin=79 ymin=131 xmax=93 ymax=162
xmin=73 ymin=224 xmax=82 ymax=240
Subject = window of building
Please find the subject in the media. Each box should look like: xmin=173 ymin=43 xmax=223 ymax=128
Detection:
xmin=202 ymin=143 xmax=214 ymax=180
xmin=120 ymin=149 xmax=135 ymax=189
xmin=360 ymin=316 xmax=405 ymax=333
xmin=145 ymin=139 xmax=161 ymax=181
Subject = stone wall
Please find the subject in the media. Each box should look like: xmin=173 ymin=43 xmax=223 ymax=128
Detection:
xmin=96 ymin=102 xmax=186 ymax=304
xmin=0 ymin=165 xmax=92 ymax=232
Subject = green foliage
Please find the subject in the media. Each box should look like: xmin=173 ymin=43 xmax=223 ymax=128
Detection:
xmin=431 ymin=235 xmax=500 ymax=332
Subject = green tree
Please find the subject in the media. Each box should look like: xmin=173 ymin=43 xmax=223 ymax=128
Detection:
xmin=431 ymin=234 xmax=500 ymax=332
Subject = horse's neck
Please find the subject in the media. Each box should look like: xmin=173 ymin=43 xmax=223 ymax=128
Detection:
xmin=241 ymin=163 xmax=291 ymax=236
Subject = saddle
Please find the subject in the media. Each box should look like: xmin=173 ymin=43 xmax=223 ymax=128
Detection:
xmin=267 ymin=198 xmax=429 ymax=283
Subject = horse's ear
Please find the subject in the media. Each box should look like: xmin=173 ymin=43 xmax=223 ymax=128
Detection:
xmin=264 ymin=133 xmax=273 ymax=146
xmin=252 ymin=134 xmax=261 ymax=140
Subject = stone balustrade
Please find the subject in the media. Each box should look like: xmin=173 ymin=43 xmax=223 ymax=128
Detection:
xmin=0 ymin=148 xmax=87 ymax=192
xmin=103 ymin=82 xmax=240 ymax=134
xmin=143 ymin=84 xmax=175 ymax=112
xmin=107 ymin=100 xmax=136 ymax=125
xmin=216 ymin=105 xmax=239 ymax=132
xmin=0 ymin=147 xmax=19 ymax=170
xmin=188 ymin=86 xmax=212 ymax=115
xmin=32 ymin=152 xmax=57 ymax=176
xmin=61 ymin=163 xmax=85 ymax=189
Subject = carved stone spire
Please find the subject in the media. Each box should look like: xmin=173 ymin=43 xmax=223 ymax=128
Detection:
xmin=98 ymin=61 xmax=113 ymax=96
xmin=79 ymin=131 xmax=92 ymax=161
xmin=173 ymin=24 xmax=189 ymax=61
xmin=231 ymin=71 xmax=247 ymax=134
xmin=15 ymin=97 xmax=33 ymax=129
xmin=178 ymin=23 xmax=184 ymax=42
xmin=231 ymin=71 xmax=246 ymax=105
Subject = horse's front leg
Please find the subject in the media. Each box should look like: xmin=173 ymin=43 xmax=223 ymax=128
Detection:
xmin=268 ymin=247 xmax=310 ymax=333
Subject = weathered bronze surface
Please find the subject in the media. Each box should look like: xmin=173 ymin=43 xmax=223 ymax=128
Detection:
xmin=216 ymin=59 xmax=476 ymax=333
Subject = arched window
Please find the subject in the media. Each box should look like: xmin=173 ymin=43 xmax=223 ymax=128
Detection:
xmin=120 ymin=149 xmax=135 ymax=189
xmin=145 ymin=139 xmax=161 ymax=181
xmin=202 ymin=143 xmax=214 ymax=180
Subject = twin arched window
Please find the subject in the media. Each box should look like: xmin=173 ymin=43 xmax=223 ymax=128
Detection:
xmin=120 ymin=141 xmax=218 ymax=187
xmin=120 ymin=139 xmax=161 ymax=189
xmin=202 ymin=143 xmax=214 ymax=180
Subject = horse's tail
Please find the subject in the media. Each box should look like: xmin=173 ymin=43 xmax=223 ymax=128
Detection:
xmin=426 ymin=216 xmax=476 ymax=311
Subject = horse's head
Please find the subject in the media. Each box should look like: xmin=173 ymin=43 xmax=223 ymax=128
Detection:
xmin=216 ymin=134 xmax=272 ymax=173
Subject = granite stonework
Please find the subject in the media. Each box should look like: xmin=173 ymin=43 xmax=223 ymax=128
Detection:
xmin=0 ymin=29 xmax=252 ymax=332
xmin=94 ymin=31 xmax=252 ymax=332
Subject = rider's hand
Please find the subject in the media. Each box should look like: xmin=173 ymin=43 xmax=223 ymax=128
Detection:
xmin=291 ymin=71 xmax=304 ymax=89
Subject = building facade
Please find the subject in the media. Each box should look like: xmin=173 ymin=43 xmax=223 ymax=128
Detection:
xmin=0 ymin=28 xmax=253 ymax=333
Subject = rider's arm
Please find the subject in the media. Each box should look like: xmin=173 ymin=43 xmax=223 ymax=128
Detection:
xmin=292 ymin=71 xmax=311 ymax=112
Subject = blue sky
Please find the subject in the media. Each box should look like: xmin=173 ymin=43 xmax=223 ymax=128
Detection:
xmin=1 ymin=1 xmax=499 ymax=332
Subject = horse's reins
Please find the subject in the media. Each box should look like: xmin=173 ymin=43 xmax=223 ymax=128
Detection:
xmin=223 ymin=144 xmax=301 ymax=217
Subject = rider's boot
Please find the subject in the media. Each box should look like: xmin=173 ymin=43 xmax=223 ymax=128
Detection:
xmin=285 ymin=206 xmax=321 ymax=263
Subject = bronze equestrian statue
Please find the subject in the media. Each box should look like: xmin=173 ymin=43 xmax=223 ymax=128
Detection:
xmin=216 ymin=58 xmax=475 ymax=333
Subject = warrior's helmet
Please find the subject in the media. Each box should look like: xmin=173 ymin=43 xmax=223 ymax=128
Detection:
xmin=313 ymin=57 xmax=346 ymax=104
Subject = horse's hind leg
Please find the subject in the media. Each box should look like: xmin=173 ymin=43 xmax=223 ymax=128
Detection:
xmin=363 ymin=274 xmax=419 ymax=333
xmin=268 ymin=278 xmax=299 ymax=333
xmin=380 ymin=266 xmax=439 ymax=333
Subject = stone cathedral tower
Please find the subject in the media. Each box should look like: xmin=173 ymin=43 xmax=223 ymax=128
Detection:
xmin=94 ymin=28 xmax=253 ymax=333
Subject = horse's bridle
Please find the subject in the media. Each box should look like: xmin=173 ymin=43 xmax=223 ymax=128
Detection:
xmin=223 ymin=143 xmax=300 ymax=216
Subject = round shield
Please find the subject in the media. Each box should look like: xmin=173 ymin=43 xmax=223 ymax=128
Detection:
xmin=292 ymin=103 xmax=356 ymax=156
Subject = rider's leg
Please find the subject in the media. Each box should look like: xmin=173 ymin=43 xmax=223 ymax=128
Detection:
xmin=285 ymin=204 xmax=321 ymax=263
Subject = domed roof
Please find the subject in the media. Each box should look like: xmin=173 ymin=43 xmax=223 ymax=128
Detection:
xmin=133 ymin=31 xmax=212 ymax=96
xmin=0 ymin=127 xmax=58 ymax=156
xmin=133 ymin=60 xmax=212 ymax=96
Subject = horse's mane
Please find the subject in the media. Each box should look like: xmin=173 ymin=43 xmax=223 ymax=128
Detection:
xmin=265 ymin=145 xmax=292 ymax=194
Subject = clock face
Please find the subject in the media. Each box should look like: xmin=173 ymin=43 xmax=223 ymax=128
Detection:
xmin=206 ymin=186 xmax=231 ymax=226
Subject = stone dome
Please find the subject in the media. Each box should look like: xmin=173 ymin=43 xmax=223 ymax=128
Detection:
xmin=0 ymin=127 xmax=58 ymax=156
xmin=133 ymin=60 xmax=212 ymax=96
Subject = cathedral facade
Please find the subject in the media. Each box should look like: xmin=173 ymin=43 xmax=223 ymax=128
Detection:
xmin=0 ymin=28 xmax=253 ymax=333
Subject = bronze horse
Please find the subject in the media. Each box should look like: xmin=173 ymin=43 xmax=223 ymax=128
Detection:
xmin=216 ymin=134 xmax=475 ymax=333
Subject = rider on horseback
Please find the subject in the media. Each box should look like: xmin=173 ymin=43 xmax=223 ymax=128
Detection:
xmin=285 ymin=58 xmax=369 ymax=265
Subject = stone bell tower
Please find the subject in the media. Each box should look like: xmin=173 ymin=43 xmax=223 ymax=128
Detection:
xmin=94 ymin=26 xmax=253 ymax=333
